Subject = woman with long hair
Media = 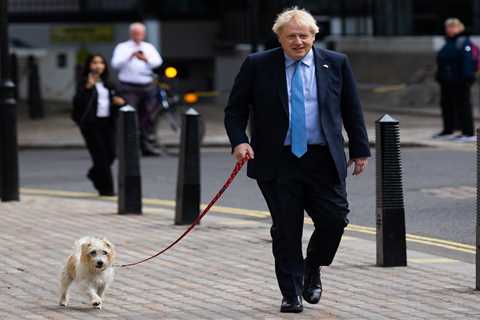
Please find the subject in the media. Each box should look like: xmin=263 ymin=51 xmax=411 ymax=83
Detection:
xmin=72 ymin=54 xmax=125 ymax=196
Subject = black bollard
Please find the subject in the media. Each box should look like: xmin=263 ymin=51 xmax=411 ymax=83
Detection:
xmin=175 ymin=108 xmax=201 ymax=225
xmin=0 ymin=0 xmax=19 ymax=202
xmin=0 ymin=79 xmax=19 ymax=201
xmin=117 ymin=105 xmax=142 ymax=214
xmin=10 ymin=53 xmax=18 ymax=100
xmin=477 ymin=128 xmax=480 ymax=290
xmin=27 ymin=55 xmax=44 ymax=119
xmin=375 ymin=114 xmax=407 ymax=267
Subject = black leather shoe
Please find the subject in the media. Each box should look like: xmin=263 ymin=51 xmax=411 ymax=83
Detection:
xmin=303 ymin=266 xmax=322 ymax=304
xmin=280 ymin=296 xmax=303 ymax=313
xmin=98 ymin=190 xmax=115 ymax=197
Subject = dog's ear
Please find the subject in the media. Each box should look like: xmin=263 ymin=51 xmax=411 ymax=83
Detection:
xmin=80 ymin=241 xmax=92 ymax=264
xmin=102 ymin=239 xmax=116 ymax=261
xmin=81 ymin=241 xmax=92 ymax=253
xmin=102 ymin=239 xmax=114 ymax=249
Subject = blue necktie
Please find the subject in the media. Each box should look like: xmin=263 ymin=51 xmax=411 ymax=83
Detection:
xmin=291 ymin=62 xmax=307 ymax=157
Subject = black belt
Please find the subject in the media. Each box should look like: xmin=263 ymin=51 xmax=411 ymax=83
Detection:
xmin=283 ymin=144 xmax=327 ymax=149
xmin=120 ymin=81 xmax=153 ymax=88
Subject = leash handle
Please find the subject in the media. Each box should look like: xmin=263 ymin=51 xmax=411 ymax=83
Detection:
xmin=118 ymin=154 xmax=249 ymax=268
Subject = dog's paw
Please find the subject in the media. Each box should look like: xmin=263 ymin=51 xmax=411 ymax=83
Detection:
xmin=59 ymin=299 xmax=68 ymax=307
xmin=92 ymin=299 xmax=102 ymax=309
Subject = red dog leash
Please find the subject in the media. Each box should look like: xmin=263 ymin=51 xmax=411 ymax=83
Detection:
xmin=119 ymin=154 xmax=250 ymax=268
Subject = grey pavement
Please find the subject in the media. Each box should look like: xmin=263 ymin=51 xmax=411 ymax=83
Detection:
xmin=15 ymin=98 xmax=480 ymax=151
xmin=1 ymin=194 xmax=480 ymax=319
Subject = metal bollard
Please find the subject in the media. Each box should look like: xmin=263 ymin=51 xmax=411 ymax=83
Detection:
xmin=175 ymin=108 xmax=201 ymax=225
xmin=27 ymin=55 xmax=44 ymax=119
xmin=117 ymin=105 xmax=142 ymax=214
xmin=375 ymin=114 xmax=407 ymax=267
xmin=0 ymin=79 xmax=19 ymax=201
xmin=476 ymin=128 xmax=480 ymax=290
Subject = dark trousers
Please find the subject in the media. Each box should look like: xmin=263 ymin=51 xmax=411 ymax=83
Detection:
xmin=120 ymin=82 xmax=158 ymax=151
xmin=80 ymin=118 xmax=116 ymax=194
xmin=257 ymin=146 xmax=349 ymax=298
xmin=440 ymin=83 xmax=474 ymax=136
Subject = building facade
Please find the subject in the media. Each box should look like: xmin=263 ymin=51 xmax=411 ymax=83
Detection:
xmin=8 ymin=0 xmax=480 ymax=100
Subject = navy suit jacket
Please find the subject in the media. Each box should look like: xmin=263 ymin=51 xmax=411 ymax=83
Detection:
xmin=224 ymin=47 xmax=370 ymax=181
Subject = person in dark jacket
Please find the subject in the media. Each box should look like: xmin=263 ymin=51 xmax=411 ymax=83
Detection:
xmin=72 ymin=54 xmax=126 ymax=196
xmin=435 ymin=18 xmax=476 ymax=142
xmin=225 ymin=8 xmax=370 ymax=313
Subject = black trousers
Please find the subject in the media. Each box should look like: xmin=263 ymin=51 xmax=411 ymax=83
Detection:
xmin=440 ymin=83 xmax=474 ymax=136
xmin=80 ymin=118 xmax=116 ymax=194
xmin=257 ymin=146 xmax=349 ymax=298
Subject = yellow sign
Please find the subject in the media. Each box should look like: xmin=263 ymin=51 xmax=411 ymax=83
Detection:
xmin=51 ymin=26 xmax=114 ymax=43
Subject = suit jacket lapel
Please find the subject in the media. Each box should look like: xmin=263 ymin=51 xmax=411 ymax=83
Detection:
xmin=314 ymin=48 xmax=328 ymax=116
xmin=275 ymin=49 xmax=289 ymax=117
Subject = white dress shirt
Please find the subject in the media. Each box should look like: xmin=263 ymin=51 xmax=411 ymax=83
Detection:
xmin=111 ymin=40 xmax=163 ymax=84
xmin=283 ymin=49 xmax=326 ymax=146
xmin=95 ymin=82 xmax=110 ymax=117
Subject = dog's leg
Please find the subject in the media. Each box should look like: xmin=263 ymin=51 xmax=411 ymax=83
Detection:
xmin=97 ymin=282 xmax=106 ymax=299
xmin=87 ymin=287 xmax=103 ymax=309
xmin=59 ymin=270 xmax=73 ymax=307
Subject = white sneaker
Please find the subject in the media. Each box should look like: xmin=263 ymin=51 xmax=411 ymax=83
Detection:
xmin=454 ymin=135 xmax=477 ymax=143
xmin=431 ymin=132 xmax=456 ymax=140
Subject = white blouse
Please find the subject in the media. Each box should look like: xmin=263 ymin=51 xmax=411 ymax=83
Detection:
xmin=95 ymin=82 xmax=110 ymax=117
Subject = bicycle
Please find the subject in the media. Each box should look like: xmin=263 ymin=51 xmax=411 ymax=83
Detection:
xmin=152 ymin=66 xmax=205 ymax=154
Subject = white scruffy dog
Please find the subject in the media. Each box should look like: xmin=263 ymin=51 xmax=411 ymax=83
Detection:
xmin=59 ymin=237 xmax=116 ymax=309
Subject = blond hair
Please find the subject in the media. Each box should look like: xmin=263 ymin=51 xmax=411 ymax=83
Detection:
xmin=272 ymin=7 xmax=319 ymax=35
xmin=444 ymin=18 xmax=465 ymax=32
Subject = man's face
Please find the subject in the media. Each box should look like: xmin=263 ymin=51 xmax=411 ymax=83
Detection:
xmin=130 ymin=27 xmax=145 ymax=43
xmin=278 ymin=21 xmax=315 ymax=61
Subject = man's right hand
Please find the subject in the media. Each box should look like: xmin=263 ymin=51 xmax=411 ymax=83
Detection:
xmin=233 ymin=143 xmax=254 ymax=161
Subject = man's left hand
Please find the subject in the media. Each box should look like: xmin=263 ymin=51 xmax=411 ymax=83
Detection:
xmin=348 ymin=158 xmax=368 ymax=176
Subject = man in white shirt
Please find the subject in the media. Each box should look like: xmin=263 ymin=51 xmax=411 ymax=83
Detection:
xmin=112 ymin=22 xmax=163 ymax=156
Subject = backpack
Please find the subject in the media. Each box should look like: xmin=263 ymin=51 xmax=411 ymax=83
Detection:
xmin=468 ymin=40 xmax=480 ymax=72
xmin=458 ymin=36 xmax=480 ymax=73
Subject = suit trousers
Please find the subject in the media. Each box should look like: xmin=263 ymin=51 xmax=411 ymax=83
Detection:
xmin=257 ymin=145 xmax=349 ymax=298
xmin=80 ymin=118 xmax=116 ymax=194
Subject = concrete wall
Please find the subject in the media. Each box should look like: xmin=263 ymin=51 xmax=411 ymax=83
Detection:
xmin=10 ymin=23 xmax=131 ymax=102
xmin=9 ymin=21 xmax=220 ymax=100
xmin=334 ymin=37 xmax=438 ymax=84
xmin=10 ymin=23 xmax=130 ymax=62
xmin=334 ymin=36 xmax=480 ymax=84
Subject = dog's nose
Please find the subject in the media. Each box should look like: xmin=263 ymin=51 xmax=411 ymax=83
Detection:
xmin=96 ymin=261 xmax=104 ymax=268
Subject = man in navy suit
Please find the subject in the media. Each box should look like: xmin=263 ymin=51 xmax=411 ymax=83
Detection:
xmin=224 ymin=8 xmax=370 ymax=313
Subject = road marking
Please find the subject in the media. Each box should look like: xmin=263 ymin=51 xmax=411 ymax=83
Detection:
xmin=409 ymin=258 xmax=459 ymax=264
xmin=421 ymin=186 xmax=475 ymax=200
xmin=372 ymin=84 xmax=406 ymax=94
xmin=21 ymin=188 xmax=97 ymax=198
xmin=20 ymin=188 xmax=477 ymax=255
